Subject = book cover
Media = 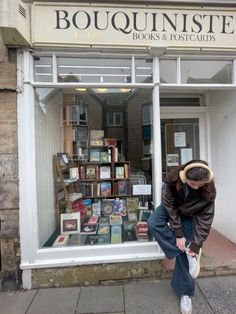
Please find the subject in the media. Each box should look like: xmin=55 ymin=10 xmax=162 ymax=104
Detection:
xmin=85 ymin=235 xmax=99 ymax=245
xmin=98 ymin=225 xmax=110 ymax=235
xmin=110 ymin=215 xmax=122 ymax=225
xmin=92 ymin=202 xmax=101 ymax=216
xmin=100 ymin=182 xmax=112 ymax=197
xmin=115 ymin=166 xmax=124 ymax=178
xmin=90 ymin=130 xmax=104 ymax=146
xmin=86 ymin=165 xmax=96 ymax=179
xmin=100 ymin=166 xmax=111 ymax=179
xmin=111 ymin=225 xmax=122 ymax=244
xmin=127 ymin=198 xmax=139 ymax=212
xmin=52 ymin=234 xmax=69 ymax=247
xmin=100 ymin=151 xmax=110 ymax=163
xmin=90 ymin=148 xmax=100 ymax=162
xmin=98 ymin=216 xmax=110 ymax=225
xmin=68 ymin=234 xmax=86 ymax=246
xmin=118 ymin=180 xmax=129 ymax=195
xmin=98 ymin=234 xmax=111 ymax=245
xmin=80 ymin=224 xmax=98 ymax=234
xmin=123 ymin=221 xmax=137 ymax=242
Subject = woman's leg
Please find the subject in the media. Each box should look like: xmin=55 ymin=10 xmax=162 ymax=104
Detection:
xmin=147 ymin=205 xmax=181 ymax=259
xmin=148 ymin=206 xmax=195 ymax=298
xmin=171 ymin=216 xmax=195 ymax=298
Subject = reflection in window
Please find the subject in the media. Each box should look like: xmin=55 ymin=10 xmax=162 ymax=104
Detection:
xmin=57 ymin=57 xmax=131 ymax=83
xmin=135 ymin=58 xmax=152 ymax=83
xmin=160 ymin=59 xmax=177 ymax=83
xmin=181 ymin=60 xmax=232 ymax=84
xmin=33 ymin=56 xmax=53 ymax=82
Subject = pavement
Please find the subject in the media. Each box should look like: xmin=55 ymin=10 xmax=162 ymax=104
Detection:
xmin=0 ymin=275 xmax=236 ymax=314
xmin=0 ymin=228 xmax=236 ymax=314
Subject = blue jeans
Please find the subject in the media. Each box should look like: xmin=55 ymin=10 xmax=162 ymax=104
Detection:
xmin=147 ymin=204 xmax=195 ymax=298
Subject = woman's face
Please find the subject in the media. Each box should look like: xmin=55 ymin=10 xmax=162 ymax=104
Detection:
xmin=186 ymin=179 xmax=208 ymax=190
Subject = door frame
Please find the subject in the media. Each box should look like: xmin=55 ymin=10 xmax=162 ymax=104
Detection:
xmin=160 ymin=106 xmax=210 ymax=164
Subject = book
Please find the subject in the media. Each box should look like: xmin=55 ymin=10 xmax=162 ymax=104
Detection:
xmin=111 ymin=225 xmax=122 ymax=244
xmin=80 ymin=224 xmax=98 ymax=234
xmin=68 ymin=234 xmax=86 ymax=246
xmin=85 ymin=235 xmax=99 ymax=245
xmin=110 ymin=215 xmax=122 ymax=225
xmin=98 ymin=216 xmax=110 ymax=225
xmin=100 ymin=166 xmax=111 ymax=179
xmin=82 ymin=215 xmax=99 ymax=226
xmin=97 ymin=225 xmax=110 ymax=235
xmin=92 ymin=201 xmax=101 ymax=216
xmin=115 ymin=166 xmax=124 ymax=178
xmin=52 ymin=234 xmax=69 ymax=247
xmin=100 ymin=151 xmax=110 ymax=163
xmin=100 ymin=182 xmax=112 ymax=197
xmin=98 ymin=234 xmax=111 ymax=245
xmin=69 ymin=167 xmax=79 ymax=179
xmin=90 ymin=130 xmax=104 ymax=146
xmin=123 ymin=221 xmax=137 ymax=242
xmin=86 ymin=165 xmax=96 ymax=179
xmin=118 ymin=180 xmax=129 ymax=195
xmin=127 ymin=198 xmax=139 ymax=212
xmin=90 ymin=148 xmax=100 ymax=162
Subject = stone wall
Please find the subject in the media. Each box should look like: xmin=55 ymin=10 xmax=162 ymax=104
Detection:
xmin=0 ymin=31 xmax=20 ymax=291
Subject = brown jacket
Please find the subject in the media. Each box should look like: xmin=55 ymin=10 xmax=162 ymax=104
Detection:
xmin=162 ymin=180 xmax=216 ymax=253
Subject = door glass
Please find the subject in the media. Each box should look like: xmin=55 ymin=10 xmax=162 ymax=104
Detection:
xmin=161 ymin=118 xmax=199 ymax=177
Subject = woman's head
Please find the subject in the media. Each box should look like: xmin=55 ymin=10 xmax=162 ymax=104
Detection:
xmin=179 ymin=160 xmax=214 ymax=189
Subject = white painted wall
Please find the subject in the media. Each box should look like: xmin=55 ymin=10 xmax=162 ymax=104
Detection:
xmin=208 ymin=90 xmax=236 ymax=243
xmin=35 ymin=88 xmax=63 ymax=246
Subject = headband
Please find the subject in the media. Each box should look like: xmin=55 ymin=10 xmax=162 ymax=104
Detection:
xmin=179 ymin=162 xmax=214 ymax=183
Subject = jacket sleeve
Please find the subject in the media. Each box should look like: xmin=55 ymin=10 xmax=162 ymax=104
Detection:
xmin=162 ymin=182 xmax=184 ymax=238
xmin=189 ymin=201 xmax=215 ymax=254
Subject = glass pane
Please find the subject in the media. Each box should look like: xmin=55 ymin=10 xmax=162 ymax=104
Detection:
xmin=161 ymin=118 xmax=200 ymax=177
xmin=135 ymin=58 xmax=152 ymax=83
xmin=35 ymin=87 xmax=154 ymax=249
xmin=33 ymin=56 xmax=53 ymax=82
xmin=160 ymin=59 xmax=177 ymax=83
xmin=57 ymin=57 xmax=131 ymax=83
xmin=181 ymin=60 xmax=232 ymax=84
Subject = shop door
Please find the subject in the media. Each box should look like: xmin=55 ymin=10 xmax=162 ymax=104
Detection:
xmin=161 ymin=118 xmax=200 ymax=176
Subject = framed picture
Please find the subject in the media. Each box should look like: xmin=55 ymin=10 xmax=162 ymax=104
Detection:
xmin=61 ymin=213 xmax=81 ymax=234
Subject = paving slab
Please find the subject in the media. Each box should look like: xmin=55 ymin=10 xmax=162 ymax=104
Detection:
xmin=26 ymin=287 xmax=80 ymax=314
xmin=76 ymin=285 xmax=124 ymax=314
xmin=197 ymin=275 xmax=236 ymax=314
xmin=124 ymin=279 xmax=180 ymax=314
xmin=0 ymin=290 xmax=37 ymax=314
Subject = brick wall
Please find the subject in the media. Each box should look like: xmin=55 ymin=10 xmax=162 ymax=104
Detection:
xmin=0 ymin=31 xmax=20 ymax=291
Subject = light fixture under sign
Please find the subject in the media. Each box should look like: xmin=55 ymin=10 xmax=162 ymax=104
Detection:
xmin=76 ymin=88 xmax=87 ymax=92
xmin=96 ymin=88 xmax=108 ymax=93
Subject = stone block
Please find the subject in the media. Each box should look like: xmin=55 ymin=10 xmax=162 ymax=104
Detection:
xmin=1 ymin=238 xmax=20 ymax=271
xmin=0 ymin=181 xmax=19 ymax=209
xmin=0 ymin=122 xmax=17 ymax=154
xmin=0 ymin=209 xmax=19 ymax=237
xmin=0 ymin=154 xmax=18 ymax=181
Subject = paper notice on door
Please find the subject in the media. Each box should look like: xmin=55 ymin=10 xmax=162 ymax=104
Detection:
xmin=174 ymin=132 xmax=186 ymax=147
xmin=181 ymin=148 xmax=193 ymax=164
xmin=167 ymin=154 xmax=179 ymax=166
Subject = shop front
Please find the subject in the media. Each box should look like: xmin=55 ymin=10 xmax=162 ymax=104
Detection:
xmin=2 ymin=0 xmax=236 ymax=289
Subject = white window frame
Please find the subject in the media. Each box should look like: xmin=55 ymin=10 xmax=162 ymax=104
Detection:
xmin=107 ymin=112 xmax=123 ymax=127
xmin=18 ymin=50 xmax=236 ymax=289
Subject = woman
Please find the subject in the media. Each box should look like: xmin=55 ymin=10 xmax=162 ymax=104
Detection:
xmin=148 ymin=160 xmax=216 ymax=314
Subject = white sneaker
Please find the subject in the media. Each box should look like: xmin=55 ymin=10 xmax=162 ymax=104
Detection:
xmin=180 ymin=295 xmax=192 ymax=314
xmin=187 ymin=248 xmax=202 ymax=279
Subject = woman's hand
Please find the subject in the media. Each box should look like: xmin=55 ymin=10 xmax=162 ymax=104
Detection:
xmin=186 ymin=249 xmax=196 ymax=256
xmin=176 ymin=237 xmax=187 ymax=251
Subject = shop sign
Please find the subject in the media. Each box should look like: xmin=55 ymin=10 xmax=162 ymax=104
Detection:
xmin=32 ymin=3 xmax=236 ymax=49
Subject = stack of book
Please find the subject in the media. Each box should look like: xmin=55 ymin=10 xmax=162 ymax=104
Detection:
xmin=136 ymin=221 xmax=149 ymax=241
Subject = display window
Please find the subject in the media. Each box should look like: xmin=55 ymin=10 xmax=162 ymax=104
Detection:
xmin=35 ymin=86 xmax=154 ymax=248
